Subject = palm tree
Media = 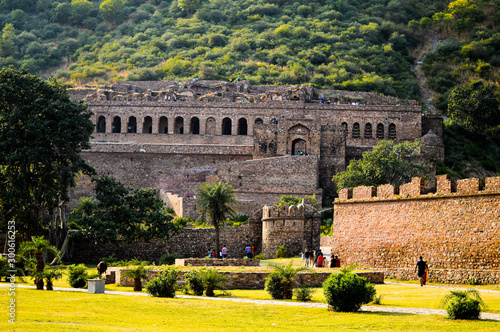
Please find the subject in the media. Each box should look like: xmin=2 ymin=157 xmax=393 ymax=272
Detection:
xmin=441 ymin=289 xmax=486 ymax=319
xmin=19 ymin=236 xmax=60 ymax=290
xmin=123 ymin=260 xmax=151 ymax=292
xmin=196 ymin=181 xmax=237 ymax=258
xmin=265 ymin=261 xmax=310 ymax=299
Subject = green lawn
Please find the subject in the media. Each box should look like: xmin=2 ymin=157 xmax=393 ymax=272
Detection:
xmin=1 ymin=288 xmax=499 ymax=332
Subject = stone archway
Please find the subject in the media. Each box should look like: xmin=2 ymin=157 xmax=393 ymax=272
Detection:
xmin=292 ymin=138 xmax=307 ymax=155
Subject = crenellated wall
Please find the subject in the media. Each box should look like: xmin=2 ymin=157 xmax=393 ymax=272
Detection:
xmin=323 ymin=175 xmax=500 ymax=279
xmin=261 ymin=199 xmax=321 ymax=258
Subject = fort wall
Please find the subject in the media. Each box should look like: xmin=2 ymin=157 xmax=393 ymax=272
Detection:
xmin=323 ymin=175 xmax=500 ymax=274
xmin=70 ymin=225 xmax=257 ymax=262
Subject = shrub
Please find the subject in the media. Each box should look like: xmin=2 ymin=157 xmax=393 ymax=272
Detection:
xmin=265 ymin=262 xmax=309 ymax=300
xmin=275 ymin=245 xmax=291 ymax=258
xmin=67 ymin=264 xmax=88 ymax=288
xmin=254 ymin=253 xmax=266 ymax=260
xmin=159 ymin=253 xmax=178 ymax=266
xmin=145 ymin=268 xmax=179 ymax=298
xmin=265 ymin=271 xmax=285 ymax=299
xmin=441 ymin=289 xmax=485 ymax=320
xmin=323 ymin=268 xmax=376 ymax=312
xmin=199 ymin=268 xmax=227 ymax=297
xmin=184 ymin=270 xmax=204 ymax=296
xmin=294 ymin=286 xmax=313 ymax=302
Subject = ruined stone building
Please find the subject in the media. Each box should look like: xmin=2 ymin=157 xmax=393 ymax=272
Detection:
xmin=69 ymin=80 xmax=443 ymax=219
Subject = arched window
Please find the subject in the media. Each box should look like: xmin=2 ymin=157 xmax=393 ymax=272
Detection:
xmin=190 ymin=117 xmax=200 ymax=135
xmin=364 ymin=123 xmax=372 ymax=139
xmin=112 ymin=116 xmax=121 ymax=133
xmin=128 ymin=116 xmax=137 ymax=133
xmin=352 ymin=123 xmax=360 ymax=138
xmin=238 ymin=118 xmax=248 ymax=135
xmin=174 ymin=117 xmax=184 ymax=134
xmin=159 ymin=116 xmax=168 ymax=134
xmin=376 ymin=123 xmax=384 ymax=139
xmin=97 ymin=116 xmax=106 ymax=133
xmin=255 ymin=118 xmax=263 ymax=125
xmin=206 ymin=117 xmax=216 ymax=135
xmin=222 ymin=117 xmax=232 ymax=135
xmin=341 ymin=122 xmax=348 ymax=136
xmin=389 ymin=123 xmax=396 ymax=140
xmin=143 ymin=116 xmax=152 ymax=134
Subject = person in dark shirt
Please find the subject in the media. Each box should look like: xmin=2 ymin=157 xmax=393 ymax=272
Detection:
xmin=414 ymin=256 xmax=428 ymax=287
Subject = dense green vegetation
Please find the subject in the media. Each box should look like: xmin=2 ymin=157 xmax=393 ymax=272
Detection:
xmin=1 ymin=1 xmax=499 ymax=177
xmin=0 ymin=0 xmax=447 ymax=99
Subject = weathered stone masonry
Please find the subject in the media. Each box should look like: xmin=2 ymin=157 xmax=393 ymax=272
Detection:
xmin=69 ymin=81 xmax=442 ymax=217
xmin=321 ymin=175 xmax=500 ymax=283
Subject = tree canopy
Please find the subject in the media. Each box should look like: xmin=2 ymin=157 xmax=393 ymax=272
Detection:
xmin=0 ymin=67 xmax=94 ymax=240
xmin=73 ymin=176 xmax=186 ymax=243
xmin=333 ymin=140 xmax=429 ymax=191
xmin=448 ymin=80 xmax=500 ymax=133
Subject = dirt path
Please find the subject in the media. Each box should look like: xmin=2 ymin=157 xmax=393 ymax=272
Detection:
xmin=413 ymin=34 xmax=441 ymax=114
xmin=5 ymin=283 xmax=500 ymax=321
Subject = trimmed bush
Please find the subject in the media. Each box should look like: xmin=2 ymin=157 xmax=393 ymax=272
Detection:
xmin=294 ymin=286 xmax=313 ymax=302
xmin=323 ymin=268 xmax=376 ymax=312
xmin=265 ymin=271 xmax=284 ymax=299
xmin=442 ymin=289 xmax=485 ymax=320
xmin=145 ymin=268 xmax=179 ymax=298
xmin=67 ymin=264 xmax=88 ymax=288
xmin=185 ymin=270 xmax=204 ymax=296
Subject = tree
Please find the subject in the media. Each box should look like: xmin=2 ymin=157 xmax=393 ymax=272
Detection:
xmin=100 ymin=0 xmax=125 ymax=24
xmin=18 ymin=236 xmax=60 ymax=290
xmin=333 ymin=140 xmax=429 ymax=191
xmin=177 ymin=0 xmax=202 ymax=17
xmin=76 ymin=176 xmax=185 ymax=242
xmin=123 ymin=260 xmax=151 ymax=292
xmin=448 ymin=80 xmax=500 ymax=133
xmin=196 ymin=181 xmax=237 ymax=257
xmin=0 ymin=68 xmax=94 ymax=242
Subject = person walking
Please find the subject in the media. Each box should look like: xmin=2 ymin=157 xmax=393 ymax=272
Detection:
xmin=221 ymin=245 xmax=228 ymax=258
xmin=414 ymin=256 xmax=428 ymax=287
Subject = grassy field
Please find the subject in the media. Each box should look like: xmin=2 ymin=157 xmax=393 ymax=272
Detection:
xmin=3 ymin=258 xmax=499 ymax=331
xmin=1 ymin=287 xmax=499 ymax=332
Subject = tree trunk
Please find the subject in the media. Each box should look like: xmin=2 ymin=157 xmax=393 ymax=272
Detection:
xmin=134 ymin=278 xmax=142 ymax=292
xmin=51 ymin=232 xmax=69 ymax=265
xmin=46 ymin=280 xmax=53 ymax=291
xmin=35 ymin=278 xmax=44 ymax=290
xmin=215 ymin=222 xmax=220 ymax=259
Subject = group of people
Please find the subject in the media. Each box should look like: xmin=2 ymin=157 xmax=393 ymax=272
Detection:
xmin=207 ymin=245 xmax=229 ymax=259
xmin=303 ymin=249 xmax=341 ymax=268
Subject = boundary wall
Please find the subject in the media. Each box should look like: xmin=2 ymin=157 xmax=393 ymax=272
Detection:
xmin=321 ymin=175 xmax=500 ymax=283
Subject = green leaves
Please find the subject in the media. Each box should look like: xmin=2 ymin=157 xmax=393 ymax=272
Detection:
xmin=333 ymin=140 xmax=429 ymax=191
xmin=75 ymin=176 xmax=181 ymax=243
xmin=448 ymin=79 xmax=500 ymax=133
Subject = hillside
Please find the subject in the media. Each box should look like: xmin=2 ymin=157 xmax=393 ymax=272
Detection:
xmin=0 ymin=0 xmax=499 ymax=177
xmin=0 ymin=0 xmax=447 ymax=99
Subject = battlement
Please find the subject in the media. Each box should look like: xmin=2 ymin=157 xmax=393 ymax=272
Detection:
xmin=262 ymin=204 xmax=306 ymax=219
xmin=336 ymin=175 xmax=500 ymax=203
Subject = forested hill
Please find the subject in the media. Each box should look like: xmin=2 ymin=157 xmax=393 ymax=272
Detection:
xmin=1 ymin=0 xmax=500 ymax=177
xmin=0 ymin=0 xmax=446 ymax=100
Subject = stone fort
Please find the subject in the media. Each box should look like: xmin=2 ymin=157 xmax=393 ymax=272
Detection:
xmin=67 ymin=80 xmax=446 ymax=264
xmin=69 ymin=80 xmax=443 ymax=219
